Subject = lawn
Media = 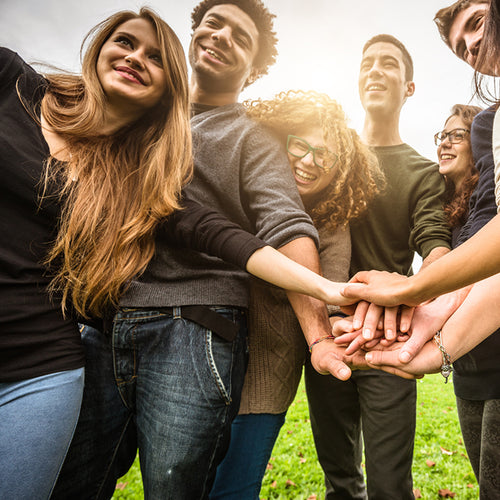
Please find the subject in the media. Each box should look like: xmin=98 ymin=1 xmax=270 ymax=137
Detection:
xmin=112 ymin=373 xmax=478 ymax=499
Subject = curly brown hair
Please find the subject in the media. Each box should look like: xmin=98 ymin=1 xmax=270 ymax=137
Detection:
xmin=441 ymin=104 xmax=483 ymax=228
xmin=191 ymin=0 xmax=278 ymax=85
xmin=245 ymin=90 xmax=384 ymax=230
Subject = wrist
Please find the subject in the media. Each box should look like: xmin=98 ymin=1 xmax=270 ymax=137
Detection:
xmin=406 ymin=273 xmax=432 ymax=305
xmin=308 ymin=334 xmax=336 ymax=353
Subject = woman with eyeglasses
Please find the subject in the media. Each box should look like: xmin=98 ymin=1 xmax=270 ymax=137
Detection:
xmin=434 ymin=104 xmax=500 ymax=497
xmin=210 ymin=90 xmax=383 ymax=500
xmin=435 ymin=105 xmax=482 ymax=241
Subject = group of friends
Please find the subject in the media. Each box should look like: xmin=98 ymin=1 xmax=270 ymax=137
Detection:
xmin=0 ymin=0 xmax=499 ymax=499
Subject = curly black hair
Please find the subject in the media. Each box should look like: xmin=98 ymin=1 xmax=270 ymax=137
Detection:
xmin=191 ymin=0 xmax=278 ymax=84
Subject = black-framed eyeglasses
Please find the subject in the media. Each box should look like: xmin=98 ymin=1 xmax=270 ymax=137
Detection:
xmin=286 ymin=135 xmax=338 ymax=173
xmin=433 ymin=128 xmax=470 ymax=146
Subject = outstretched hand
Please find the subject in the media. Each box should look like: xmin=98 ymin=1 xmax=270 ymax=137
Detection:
xmin=341 ymin=270 xmax=422 ymax=307
xmin=364 ymin=339 xmax=442 ymax=379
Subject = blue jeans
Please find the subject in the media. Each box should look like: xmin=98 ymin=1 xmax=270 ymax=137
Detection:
xmin=0 ymin=368 xmax=84 ymax=500
xmin=52 ymin=306 xmax=248 ymax=500
xmin=210 ymin=412 xmax=287 ymax=500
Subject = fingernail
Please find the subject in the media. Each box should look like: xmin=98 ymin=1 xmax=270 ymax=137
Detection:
xmin=363 ymin=328 xmax=372 ymax=340
xmin=353 ymin=319 xmax=362 ymax=329
xmin=365 ymin=353 xmax=372 ymax=362
xmin=339 ymin=368 xmax=350 ymax=379
xmin=386 ymin=329 xmax=393 ymax=339
xmin=400 ymin=323 xmax=408 ymax=332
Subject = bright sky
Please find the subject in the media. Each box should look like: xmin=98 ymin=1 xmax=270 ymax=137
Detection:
xmin=1 ymin=0 xmax=482 ymax=162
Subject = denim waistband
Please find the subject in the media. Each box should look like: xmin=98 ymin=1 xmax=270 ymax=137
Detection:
xmin=115 ymin=305 xmax=246 ymax=342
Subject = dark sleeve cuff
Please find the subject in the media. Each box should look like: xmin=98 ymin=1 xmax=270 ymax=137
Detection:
xmin=160 ymin=194 xmax=266 ymax=270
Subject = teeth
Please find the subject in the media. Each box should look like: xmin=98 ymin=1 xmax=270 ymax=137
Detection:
xmin=441 ymin=154 xmax=455 ymax=160
xmin=367 ymin=84 xmax=385 ymax=91
xmin=206 ymin=48 xmax=223 ymax=62
xmin=295 ymin=168 xmax=316 ymax=181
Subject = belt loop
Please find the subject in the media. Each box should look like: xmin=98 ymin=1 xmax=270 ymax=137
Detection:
xmin=173 ymin=306 xmax=182 ymax=319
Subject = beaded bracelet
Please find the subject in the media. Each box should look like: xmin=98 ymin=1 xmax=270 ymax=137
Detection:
xmin=308 ymin=335 xmax=336 ymax=353
xmin=433 ymin=329 xmax=453 ymax=383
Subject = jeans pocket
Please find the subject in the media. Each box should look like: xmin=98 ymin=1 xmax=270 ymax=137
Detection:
xmin=203 ymin=309 xmax=247 ymax=406
xmin=205 ymin=329 xmax=235 ymax=404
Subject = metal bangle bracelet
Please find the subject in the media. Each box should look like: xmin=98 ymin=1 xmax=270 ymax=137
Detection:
xmin=433 ymin=329 xmax=453 ymax=383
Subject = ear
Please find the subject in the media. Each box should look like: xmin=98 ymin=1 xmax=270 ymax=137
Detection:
xmin=406 ymin=81 xmax=415 ymax=97
xmin=245 ymin=67 xmax=259 ymax=86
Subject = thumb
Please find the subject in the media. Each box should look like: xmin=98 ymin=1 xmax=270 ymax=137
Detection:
xmin=341 ymin=282 xmax=370 ymax=300
xmin=398 ymin=333 xmax=428 ymax=363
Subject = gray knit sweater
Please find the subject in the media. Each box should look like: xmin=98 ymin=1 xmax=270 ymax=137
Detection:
xmin=121 ymin=103 xmax=318 ymax=308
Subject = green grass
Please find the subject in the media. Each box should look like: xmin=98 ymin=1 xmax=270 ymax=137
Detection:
xmin=112 ymin=374 xmax=478 ymax=499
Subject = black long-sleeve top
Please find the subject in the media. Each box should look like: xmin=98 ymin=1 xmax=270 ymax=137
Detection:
xmin=0 ymin=48 xmax=265 ymax=382
xmin=453 ymin=106 xmax=500 ymax=400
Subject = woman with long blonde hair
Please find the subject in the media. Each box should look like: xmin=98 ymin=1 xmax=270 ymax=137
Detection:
xmin=211 ymin=90 xmax=383 ymax=499
xmin=0 ymin=8 xmax=194 ymax=498
xmin=43 ymin=9 xmax=193 ymax=319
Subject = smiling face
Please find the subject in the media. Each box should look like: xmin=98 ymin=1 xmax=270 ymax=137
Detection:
xmin=96 ymin=18 xmax=167 ymax=117
xmin=448 ymin=2 xmax=489 ymax=70
xmin=188 ymin=4 xmax=259 ymax=96
xmin=287 ymin=127 xmax=338 ymax=203
xmin=437 ymin=115 xmax=473 ymax=187
xmin=358 ymin=41 xmax=414 ymax=117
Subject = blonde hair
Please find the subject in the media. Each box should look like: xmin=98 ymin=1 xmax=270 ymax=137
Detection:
xmin=42 ymin=8 xmax=192 ymax=318
xmin=245 ymin=90 xmax=383 ymax=229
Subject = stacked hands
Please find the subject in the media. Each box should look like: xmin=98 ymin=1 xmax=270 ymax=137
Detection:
xmin=310 ymin=270 xmax=471 ymax=381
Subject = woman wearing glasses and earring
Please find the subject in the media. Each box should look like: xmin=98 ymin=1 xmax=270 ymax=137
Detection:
xmin=210 ymin=90 xmax=384 ymax=500
xmin=434 ymin=104 xmax=500 ymax=497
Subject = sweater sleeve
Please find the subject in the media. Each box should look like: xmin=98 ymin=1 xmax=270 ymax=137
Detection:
xmin=457 ymin=107 xmax=497 ymax=245
xmin=239 ymin=120 xmax=319 ymax=249
xmin=159 ymin=194 xmax=266 ymax=270
xmin=409 ymin=161 xmax=451 ymax=258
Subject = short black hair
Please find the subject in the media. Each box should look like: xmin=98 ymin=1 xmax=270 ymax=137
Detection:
xmin=191 ymin=0 xmax=278 ymax=84
xmin=362 ymin=34 xmax=414 ymax=81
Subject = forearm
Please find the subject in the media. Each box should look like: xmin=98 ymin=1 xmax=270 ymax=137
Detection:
xmin=246 ymin=246 xmax=349 ymax=306
xmin=277 ymin=237 xmax=332 ymax=342
xmin=440 ymin=272 xmax=500 ymax=361
xmin=420 ymin=246 xmax=450 ymax=269
xmin=275 ymin=237 xmax=353 ymax=379
xmin=408 ymin=214 xmax=500 ymax=302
